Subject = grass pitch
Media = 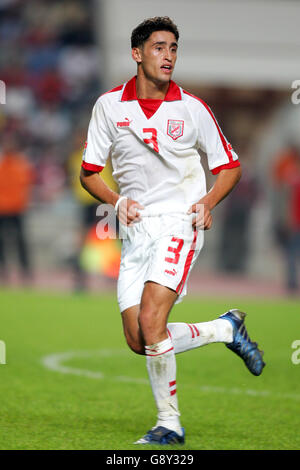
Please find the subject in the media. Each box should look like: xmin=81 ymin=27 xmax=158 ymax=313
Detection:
xmin=0 ymin=287 xmax=299 ymax=450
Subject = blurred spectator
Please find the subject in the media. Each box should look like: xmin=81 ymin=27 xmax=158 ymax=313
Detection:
xmin=0 ymin=0 xmax=100 ymax=164
xmin=27 ymin=101 xmax=71 ymax=143
xmin=271 ymin=144 xmax=300 ymax=293
xmin=0 ymin=0 xmax=104 ymax=286
xmin=0 ymin=134 xmax=35 ymax=283
xmin=67 ymin=131 xmax=118 ymax=291
xmin=57 ymin=45 xmax=100 ymax=108
xmin=5 ymin=87 xmax=35 ymax=119
xmin=35 ymin=67 xmax=68 ymax=105
xmin=218 ymin=155 xmax=258 ymax=273
xmin=34 ymin=144 xmax=66 ymax=203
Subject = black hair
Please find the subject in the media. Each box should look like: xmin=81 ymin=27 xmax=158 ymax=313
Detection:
xmin=131 ymin=16 xmax=179 ymax=48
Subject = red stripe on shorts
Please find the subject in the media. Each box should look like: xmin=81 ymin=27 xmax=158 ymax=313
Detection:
xmin=176 ymin=229 xmax=198 ymax=295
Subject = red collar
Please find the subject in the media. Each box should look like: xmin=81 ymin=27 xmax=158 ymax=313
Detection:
xmin=121 ymin=76 xmax=181 ymax=102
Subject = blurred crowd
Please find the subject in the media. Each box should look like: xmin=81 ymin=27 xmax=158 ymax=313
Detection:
xmin=271 ymin=144 xmax=300 ymax=293
xmin=0 ymin=0 xmax=100 ymax=164
xmin=0 ymin=0 xmax=299 ymax=295
xmin=0 ymin=0 xmax=105 ymax=286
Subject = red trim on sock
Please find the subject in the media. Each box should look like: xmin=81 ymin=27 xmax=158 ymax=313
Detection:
xmin=145 ymin=346 xmax=174 ymax=357
xmin=187 ymin=324 xmax=195 ymax=339
xmin=169 ymin=380 xmax=176 ymax=387
xmin=192 ymin=324 xmax=200 ymax=337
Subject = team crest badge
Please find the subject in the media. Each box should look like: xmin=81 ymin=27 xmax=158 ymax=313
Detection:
xmin=167 ymin=119 xmax=184 ymax=140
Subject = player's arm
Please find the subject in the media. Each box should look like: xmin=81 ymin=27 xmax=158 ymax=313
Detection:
xmin=189 ymin=96 xmax=242 ymax=230
xmin=80 ymin=168 xmax=143 ymax=225
xmin=188 ymin=166 xmax=242 ymax=230
xmin=80 ymin=168 xmax=118 ymax=206
xmin=81 ymin=98 xmax=143 ymax=226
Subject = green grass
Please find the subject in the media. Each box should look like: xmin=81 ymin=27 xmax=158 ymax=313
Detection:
xmin=0 ymin=287 xmax=300 ymax=450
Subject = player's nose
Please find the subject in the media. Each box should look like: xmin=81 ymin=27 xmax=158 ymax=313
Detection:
xmin=164 ymin=49 xmax=172 ymax=62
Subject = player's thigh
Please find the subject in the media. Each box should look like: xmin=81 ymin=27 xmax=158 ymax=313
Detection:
xmin=117 ymin=235 xmax=149 ymax=313
xmin=140 ymin=281 xmax=178 ymax=318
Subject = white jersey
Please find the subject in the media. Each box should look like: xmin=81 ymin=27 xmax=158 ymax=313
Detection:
xmin=82 ymin=76 xmax=240 ymax=210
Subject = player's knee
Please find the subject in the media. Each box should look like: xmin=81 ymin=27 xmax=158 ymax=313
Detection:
xmin=126 ymin=337 xmax=145 ymax=355
xmin=124 ymin=331 xmax=145 ymax=355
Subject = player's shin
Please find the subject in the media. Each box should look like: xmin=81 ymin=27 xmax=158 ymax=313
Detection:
xmin=145 ymin=337 xmax=183 ymax=435
xmin=167 ymin=319 xmax=233 ymax=354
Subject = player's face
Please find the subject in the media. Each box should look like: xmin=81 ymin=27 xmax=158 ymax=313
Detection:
xmin=133 ymin=30 xmax=178 ymax=84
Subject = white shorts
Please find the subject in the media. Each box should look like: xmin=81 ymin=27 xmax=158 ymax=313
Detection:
xmin=117 ymin=207 xmax=204 ymax=312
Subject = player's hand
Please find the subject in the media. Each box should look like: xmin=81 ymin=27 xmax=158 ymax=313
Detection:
xmin=117 ymin=198 xmax=144 ymax=226
xmin=187 ymin=200 xmax=212 ymax=230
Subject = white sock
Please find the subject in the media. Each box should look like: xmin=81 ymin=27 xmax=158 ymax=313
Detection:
xmin=145 ymin=337 xmax=182 ymax=435
xmin=167 ymin=318 xmax=233 ymax=354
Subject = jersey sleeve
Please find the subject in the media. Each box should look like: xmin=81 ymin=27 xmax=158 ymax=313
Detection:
xmin=81 ymin=99 xmax=113 ymax=172
xmin=196 ymin=101 xmax=240 ymax=175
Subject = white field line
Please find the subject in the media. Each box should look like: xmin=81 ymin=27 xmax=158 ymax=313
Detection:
xmin=41 ymin=349 xmax=300 ymax=402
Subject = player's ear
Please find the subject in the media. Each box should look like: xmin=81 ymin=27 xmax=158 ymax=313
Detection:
xmin=132 ymin=47 xmax=142 ymax=64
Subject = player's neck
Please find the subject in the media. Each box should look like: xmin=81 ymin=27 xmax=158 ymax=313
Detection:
xmin=136 ymin=74 xmax=169 ymax=100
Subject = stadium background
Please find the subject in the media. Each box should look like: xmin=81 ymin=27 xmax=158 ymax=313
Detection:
xmin=1 ymin=0 xmax=300 ymax=295
xmin=0 ymin=0 xmax=300 ymax=451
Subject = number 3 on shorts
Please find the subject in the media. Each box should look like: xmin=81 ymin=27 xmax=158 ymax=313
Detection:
xmin=165 ymin=237 xmax=184 ymax=265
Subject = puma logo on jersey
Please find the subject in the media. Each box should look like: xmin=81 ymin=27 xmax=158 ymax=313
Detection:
xmin=117 ymin=117 xmax=132 ymax=127
xmin=165 ymin=268 xmax=177 ymax=276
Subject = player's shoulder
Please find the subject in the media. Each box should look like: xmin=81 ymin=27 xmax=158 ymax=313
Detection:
xmin=181 ymin=88 xmax=216 ymax=121
xmin=95 ymin=83 xmax=125 ymax=107
xmin=102 ymin=83 xmax=124 ymax=98
xmin=182 ymin=88 xmax=210 ymax=111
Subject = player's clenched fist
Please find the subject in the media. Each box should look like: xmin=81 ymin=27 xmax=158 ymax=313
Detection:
xmin=115 ymin=196 xmax=144 ymax=226
xmin=187 ymin=201 xmax=213 ymax=230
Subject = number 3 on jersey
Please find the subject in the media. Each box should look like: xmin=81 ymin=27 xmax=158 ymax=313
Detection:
xmin=143 ymin=128 xmax=159 ymax=153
